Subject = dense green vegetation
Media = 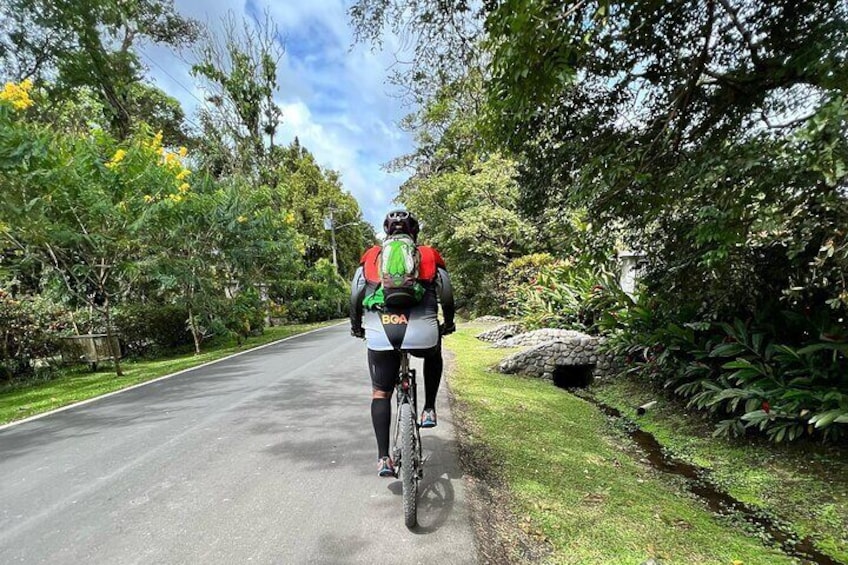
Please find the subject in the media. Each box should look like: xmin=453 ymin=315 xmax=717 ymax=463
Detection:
xmin=0 ymin=1 xmax=373 ymax=386
xmin=0 ymin=0 xmax=844 ymax=557
xmin=351 ymin=0 xmax=848 ymax=443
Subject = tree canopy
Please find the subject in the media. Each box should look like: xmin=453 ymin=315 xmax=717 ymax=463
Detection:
xmin=1 ymin=0 xmax=199 ymax=138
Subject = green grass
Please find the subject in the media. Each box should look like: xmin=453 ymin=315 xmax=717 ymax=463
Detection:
xmin=593 ymin=375 xmax=848 ymax=563
xmin=446 ymin=324 xmax=798 ymax=565
xmin=0 ymin=320 xmax=340 ymax=424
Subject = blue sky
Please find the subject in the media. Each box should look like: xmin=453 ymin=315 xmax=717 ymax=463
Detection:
xmin=139 ymin=0 xmax=414 ymax=230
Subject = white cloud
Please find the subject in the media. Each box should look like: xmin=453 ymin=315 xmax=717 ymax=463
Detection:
xmin=139 ymin=0 xmax=415 ymax=229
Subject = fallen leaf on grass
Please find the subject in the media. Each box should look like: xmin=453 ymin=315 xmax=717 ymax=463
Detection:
xmin=582 ymin=492 xmax=607 ymax=506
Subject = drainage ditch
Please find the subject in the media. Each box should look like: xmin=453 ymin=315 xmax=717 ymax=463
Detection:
xmin=555 ymin=381 xmax=841 ymax=565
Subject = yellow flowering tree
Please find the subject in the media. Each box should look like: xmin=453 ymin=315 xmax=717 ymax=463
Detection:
xmin=0 ymin=94 xmax=181 ymax=374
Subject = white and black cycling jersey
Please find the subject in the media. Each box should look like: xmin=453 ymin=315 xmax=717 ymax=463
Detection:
xmin=350 ymin=266 xmax=454 ymax=351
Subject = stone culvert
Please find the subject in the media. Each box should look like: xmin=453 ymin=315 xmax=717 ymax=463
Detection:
xmin=476 ymin=323 xmax=524 ymax=343
xmin=497 ymin=333 xmax=620 ymax=385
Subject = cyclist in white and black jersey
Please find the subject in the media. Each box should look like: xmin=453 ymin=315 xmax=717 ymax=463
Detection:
xmin=350 ymin=210 xmax=455 ymax=477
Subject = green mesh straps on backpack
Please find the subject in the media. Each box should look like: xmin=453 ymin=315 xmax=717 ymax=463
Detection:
xmin=362 ymin=286 xmax=385 ymax=310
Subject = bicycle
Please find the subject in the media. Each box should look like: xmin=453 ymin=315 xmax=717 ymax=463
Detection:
xmin=391 ymin=350 xmax=424 ymax=529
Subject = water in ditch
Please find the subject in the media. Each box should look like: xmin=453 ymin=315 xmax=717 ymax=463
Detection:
xmin=552 ymin=374 xmax=841 ymax=565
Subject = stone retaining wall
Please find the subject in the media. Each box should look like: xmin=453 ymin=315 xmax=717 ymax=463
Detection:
xmin=476 ymin=322 xmax=525 ymax=342
xmin=492 ymin=328 xmax=589 ymax=348
xmin=471 ymin=315 xmax=505 ymax=324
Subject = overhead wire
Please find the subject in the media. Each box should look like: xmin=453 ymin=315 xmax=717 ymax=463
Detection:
xmin=139 ymin=51 xmax=206 ymax=132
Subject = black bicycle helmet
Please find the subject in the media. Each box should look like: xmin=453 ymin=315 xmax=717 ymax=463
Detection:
xmin=383 ymin=209 xmax=420 ymax=240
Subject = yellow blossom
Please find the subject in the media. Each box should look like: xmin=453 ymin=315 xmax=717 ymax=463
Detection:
xmin=168 ymin=193 xmax=183 ymax=203
xmin=143 ymin=195 xmax=154 ymax=203
xmin=178 ymin=182 xmax=190 ymax=193
xmin=105 ymin=148 xmax=127 ymax=170
xmin=285 ymin=211 xmax=296 ymax=225
xmin=175 ymin=169 xmax=191 ymax=181
xmin=178 ymin=146 xmax=188 ymax=158
xmin=237 ymin=215 xmax=247 ymax=223
xmin=0 ymin=79 xmax=34 ymax=110
xmin=148 ymin=130 xmax=163 ymax=151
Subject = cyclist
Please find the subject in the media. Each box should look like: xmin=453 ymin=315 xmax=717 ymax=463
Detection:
xmin=350 ymin=209 xmax=456 ymax=477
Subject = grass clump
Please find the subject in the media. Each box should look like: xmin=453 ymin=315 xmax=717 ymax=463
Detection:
xmin=0 ymin=321 xmax=338 ymax=424
xmin=446 ymin=324 xmax=796 ymax=565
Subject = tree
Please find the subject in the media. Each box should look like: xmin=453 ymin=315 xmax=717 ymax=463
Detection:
xmin=0 ymin=0 xmax=199 ymax=139
xmin=136 ymin=156 xmax=301 ymax=352
xmin=399 ymin=154 xmax=533 ymax=313
xmin=386 ymin=72 xmax=488 ymax=178
xmin=274 ymin=141 xmax=376 ymax=278
xmin=352 ymin=0 xmax=848 ymax=320
xmin=23 ymin=83 xmax=191 ymax=144
xmin=349 ymin=0 xmax=486 ymax=105
xmin=498 ymin=1 xmax=848 ymax=320
xmin=0 ymin=92 xmax=189 ymax=374
xmin=138 ymin=173 xmax=222 ymax=354
xmin=191 ymin=11 xmax=284 ymax=180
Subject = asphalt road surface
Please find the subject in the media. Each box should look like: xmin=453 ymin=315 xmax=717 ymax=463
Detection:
xmin=0 ymin=324 xmax=478 ymax=564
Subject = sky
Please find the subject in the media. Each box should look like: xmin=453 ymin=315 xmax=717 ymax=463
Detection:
xmin=138 ymin=0 xmax=415 ymax=230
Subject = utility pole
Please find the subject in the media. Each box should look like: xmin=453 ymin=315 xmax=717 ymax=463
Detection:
xmin=325 ymin=206 xmax=362 ymax=274
xmin=327 ymin=207 xmax=338 ymax=271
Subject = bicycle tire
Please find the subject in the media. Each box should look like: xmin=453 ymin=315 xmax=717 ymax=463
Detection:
xmin=400 ymin=401 xmax=418 ymax=528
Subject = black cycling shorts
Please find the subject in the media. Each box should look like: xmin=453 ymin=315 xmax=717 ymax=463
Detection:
xmin=367 ymin=343 xmax=441 ymax=393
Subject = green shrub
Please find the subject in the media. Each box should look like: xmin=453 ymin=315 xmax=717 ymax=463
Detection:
xmin=218 ymin=288 xmax=266 ymax=343
xmin=606 ymin=304 xmax=848 ymax=443
xmin=113 ymin=303 xmax=193 ymax=356
xmin=0 ymin=290 xmax=65 ymax=381
xmin=272 ymin=260 xmax=347 ymax=323
xmin=503 ymin=253 xmax=627 ymax=333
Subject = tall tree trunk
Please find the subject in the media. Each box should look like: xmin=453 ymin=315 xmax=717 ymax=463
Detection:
xmin=188 ymin=306 xmax=202 ymax=355
xmin=103 ymin=296 xmax=123 ymax=376
xmin=69 ymin=309 xmax=80 ymax=335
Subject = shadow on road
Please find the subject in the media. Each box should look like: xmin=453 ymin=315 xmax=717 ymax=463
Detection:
xmin=387 ymin=473 xmax=457 ymax=534
xmin=0 ymin=360 xmax=259 ymax=463
xmin=384 ymin=434 xmax=462 ymax=534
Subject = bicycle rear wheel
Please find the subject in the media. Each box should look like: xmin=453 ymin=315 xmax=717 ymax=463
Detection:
xmin=400 ymin=401 xmax=418 ymax=528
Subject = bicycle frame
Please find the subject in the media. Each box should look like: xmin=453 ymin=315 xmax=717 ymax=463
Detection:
xmin=392 ymin=352 xmax=423 ymax=477
xmin=391 ymin=351 xmax=424 ymax=528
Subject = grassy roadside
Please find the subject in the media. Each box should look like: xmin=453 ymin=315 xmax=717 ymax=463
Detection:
xmin=593 ymin=375 xmax=848 ymax=563
xmin=0 ymin=320 xmax=341 ymax=425
xmin=446 ymin=323 xmax=798 ymax=565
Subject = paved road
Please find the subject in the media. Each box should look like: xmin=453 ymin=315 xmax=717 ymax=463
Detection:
xmin=0 ymin=325 xmax=477 ymax=564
